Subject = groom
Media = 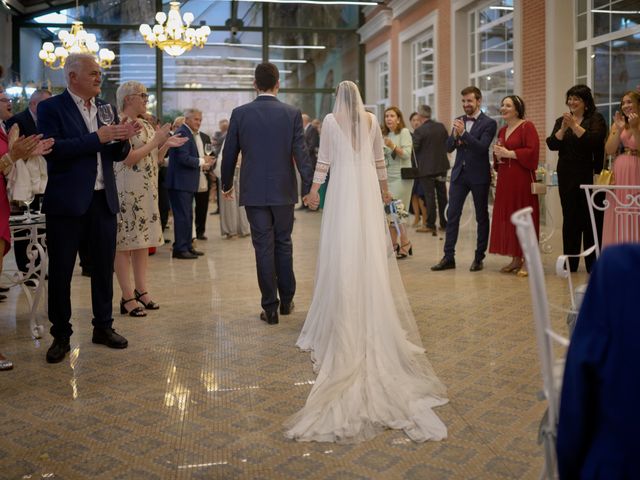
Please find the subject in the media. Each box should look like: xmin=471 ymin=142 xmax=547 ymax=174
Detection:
xmin=221 ymin=62 xmax=314 ymax=325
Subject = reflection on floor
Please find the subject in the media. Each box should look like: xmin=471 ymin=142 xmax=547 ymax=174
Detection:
xmin=0 ymin=207 xmax=583 ymax=479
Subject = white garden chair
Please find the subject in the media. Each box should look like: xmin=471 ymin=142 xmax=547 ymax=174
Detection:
xmin=556 ymin=185 xmax=640 ymax=326
xmin=512 ymin=207 xmax=569 ymax=480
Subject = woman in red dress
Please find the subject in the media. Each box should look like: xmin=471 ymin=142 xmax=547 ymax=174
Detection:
xmin=489 ymin=95 xmax=540 ymax=276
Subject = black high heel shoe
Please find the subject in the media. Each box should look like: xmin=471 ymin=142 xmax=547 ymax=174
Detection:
xmin=135 ymin=289 xmax=160 ymax=310
xmin=397 ymin=242 xmax=413 ymax=259
xmin=120 ymin=298 xmax=147 ymax=317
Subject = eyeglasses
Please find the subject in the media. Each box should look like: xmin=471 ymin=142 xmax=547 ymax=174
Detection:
xmin=130 ymin=93 xmax=149 ymax=100
xmin=0 ymin=98 xmax=11 ymax=103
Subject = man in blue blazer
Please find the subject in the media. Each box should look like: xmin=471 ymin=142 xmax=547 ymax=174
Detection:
xmin=557 ymin=244 xmax=640 ymax=479
xmin=38 ymin=53 xmax=139 ymax=363
xmin=432 ymin=86 xmax=497 ymax=272
xmin=221 ymin=62 xmax=314 ymax=325
xmin=166 ymin=108 xmax=214 ymax=259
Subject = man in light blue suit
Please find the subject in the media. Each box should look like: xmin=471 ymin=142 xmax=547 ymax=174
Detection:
xmin=167 ymin=109 xmax=214 ymax=259
xmin=557 ymin=244 xmax=640 ymax=479
xmin=221 ymin=62 xmax=314 ymax=325
xmin=432 ymin=86 xmax=497 ymax=272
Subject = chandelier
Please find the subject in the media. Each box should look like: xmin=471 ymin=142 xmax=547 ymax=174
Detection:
xmin=139 ymin=2 xmax=211 ymax=57
xmin=38 ymin=21 xmax=116 ymax=70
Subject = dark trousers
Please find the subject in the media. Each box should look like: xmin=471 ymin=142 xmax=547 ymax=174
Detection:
xmin=158 ymin=166 xmax=170 ymax=231
xmin=419 ymin=174 xmax=448 ymax=230
xmin=168 ymin=189 xmax=194 ymax=253
xmin=46 ymin=190 xmax=116 ymax=339
xmin=194 ymin=184 xmax=210 ymax=237
xmin=443 ymin=174 xmax=490 ymax=262
xmin=245 ymin=205 xmax=296 ymax=313
xmin=559 ymin=183 xmax=602 ymax=272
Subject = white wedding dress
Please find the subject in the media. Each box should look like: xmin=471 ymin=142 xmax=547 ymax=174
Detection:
xmin=284 ymin=81 xmax=448 ymax=444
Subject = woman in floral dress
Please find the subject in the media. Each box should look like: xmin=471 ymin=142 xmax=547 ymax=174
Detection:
xmin=114 ymin=81 xmax=187 ymax=316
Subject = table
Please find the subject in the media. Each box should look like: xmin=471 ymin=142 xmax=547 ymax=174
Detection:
xmin=6 ymin=213 xmax=47 ymax=338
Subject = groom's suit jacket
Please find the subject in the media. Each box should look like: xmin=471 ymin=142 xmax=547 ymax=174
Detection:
xmin=221 ymin=95 xmax=314 ymax=206
xmin=37 ymin=89 xmax=129 ymax=216
xmin=446 ymin=112 xmax=497 ymax=185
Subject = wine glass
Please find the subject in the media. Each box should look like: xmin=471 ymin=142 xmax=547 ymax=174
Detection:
xmin=98 ymin=104 xmax=117 ymax=144
xmin=495 ymin=138 xmax=504 ymax=164
xmin=23 ymin=192 xmax=35 ymax=221
xmin=204 ymin=143 xmax=213 ymax=156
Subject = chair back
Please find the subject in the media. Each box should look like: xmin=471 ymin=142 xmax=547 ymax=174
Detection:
xmin=582 ymin=184 xmax=640 ymax=257
xmin=511 ymin=207 xmax=567 ymax=426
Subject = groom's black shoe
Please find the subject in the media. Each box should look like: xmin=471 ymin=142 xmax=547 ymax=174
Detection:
xmin=260 ymin=310 xmax=279 ymax=325
xmin=431 ymin=257 xmax=456 ymax=271
xmin=469 ymin=260 xmax=484 ymax=272
xmin=279 ymin=301 xmax=294 ymax=315
xmin=46 ymin=337 xmax=71 ymax=364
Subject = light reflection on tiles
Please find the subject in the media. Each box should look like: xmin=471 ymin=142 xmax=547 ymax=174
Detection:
xmin=0 ymin=208 xmax=578 ymax=479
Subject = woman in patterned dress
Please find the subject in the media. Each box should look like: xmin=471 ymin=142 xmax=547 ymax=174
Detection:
xmin=114 ymin=81 xmax=187 ymax=316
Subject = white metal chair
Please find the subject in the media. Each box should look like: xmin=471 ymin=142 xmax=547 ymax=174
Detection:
xmin=512 ymin=207 xmax=569 ymax=480
xmin=555 ymin=185 xmax=640 ymax=324
xmin=583 ymin=184 xmax=640 ymax=255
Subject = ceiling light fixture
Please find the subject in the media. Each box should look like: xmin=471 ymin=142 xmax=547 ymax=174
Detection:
xmin=139 ymin=1 xmax=211 ymax=57
xmin=38 ymin=11 xmax=116 ymax=70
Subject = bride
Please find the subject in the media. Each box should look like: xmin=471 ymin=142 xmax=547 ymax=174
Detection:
xmin=285 ymin=81 xmax=448 ymax=443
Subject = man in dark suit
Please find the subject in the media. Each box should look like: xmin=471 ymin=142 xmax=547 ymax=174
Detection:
xmin=5 ymin=88 xmax=51 ymax=282
xmin=167 ymin=108 xmax=214 ymax=259
xmin=557 ymin=244 xmax=640 ymax=479
xmin=193 ymin=127 xmax=212 ymax=241
xmin=432 ymin=86 xmax=497 ymax=272
xmin=302 ymin=113 xmax=319 ymax=169
xmin=413 ymin=104 xmax=450 ymax=235
xmin=221 ymin=62 xmax=314 ymax=325
xmin=37 ymin=53 xmax=140 ymax=363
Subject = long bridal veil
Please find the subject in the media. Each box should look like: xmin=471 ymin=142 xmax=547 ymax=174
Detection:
xmin=285 ymin=81 xmax=448 ymax=443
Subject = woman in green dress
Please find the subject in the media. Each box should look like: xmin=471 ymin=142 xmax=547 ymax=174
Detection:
xmin=381 ymin=106 xmax=413 ymax=258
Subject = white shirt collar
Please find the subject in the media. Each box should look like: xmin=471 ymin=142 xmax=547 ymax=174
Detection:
xmin=68 ymin=89 xmax=95 ymax=108
xmin=258 ymin=93 xmax=276 ymax=97
xmin=185 ymin=124 xmax=198 ymax=136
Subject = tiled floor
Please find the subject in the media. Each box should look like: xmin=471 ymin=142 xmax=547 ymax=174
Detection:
xmin=0 ymin=204 xmax=584 ymax=479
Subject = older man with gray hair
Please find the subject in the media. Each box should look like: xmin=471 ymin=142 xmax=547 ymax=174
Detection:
xmin=37 ymin=52 xmax=140 ymax=364
xmin=167 ymin=107 xmax=214 ymax=258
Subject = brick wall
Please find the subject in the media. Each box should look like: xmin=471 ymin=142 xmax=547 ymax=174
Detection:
xmin=521 ymin=0 xmax=547 ymax=164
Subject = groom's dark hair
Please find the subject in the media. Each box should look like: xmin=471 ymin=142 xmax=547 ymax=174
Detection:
xmin=255 ymin=62 xmax=279 ymax=91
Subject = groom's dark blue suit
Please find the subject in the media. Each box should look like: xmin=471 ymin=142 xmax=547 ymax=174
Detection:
xmin=222 ymin=95 xmax=314 ymax=314
xmin=38 ymin=89 xmax=130 ymax=339
xmin=443 ymin=112 xmax=497 ymax=263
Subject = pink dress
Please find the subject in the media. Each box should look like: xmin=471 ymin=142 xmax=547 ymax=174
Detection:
xmin=0 ymin=130 xmax=12 ymax=255
xmin=602 ymin=129 xmax=640 ymax=248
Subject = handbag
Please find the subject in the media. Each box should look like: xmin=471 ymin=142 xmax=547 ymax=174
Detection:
xmin=400 ymin=167 xmax=420 ymax=180
xmin=530 ymin=170 xmax=546 ymax=195
xmin=597 ymin=155 xmax=614 ymax=186
xmin=400 ymin=147 xmax=420 ymax=180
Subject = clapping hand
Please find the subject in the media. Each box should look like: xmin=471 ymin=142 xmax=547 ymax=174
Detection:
xmin=561 ymin=112 xmax=575 ymax=130
xmin=628 ymin=112 xmax=639 ymax=129
xmin=452 ymin=118 xmax=465 ymax=137
xmin=9 ymin=124 xmax=43 ymax=160
xmin=163 ymin=133 xmax=188 ymax=149
xmin=32 ymin=137 xmax=55 ymax=156
xmin=613 ymin=111 xmax=626 ymax=130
